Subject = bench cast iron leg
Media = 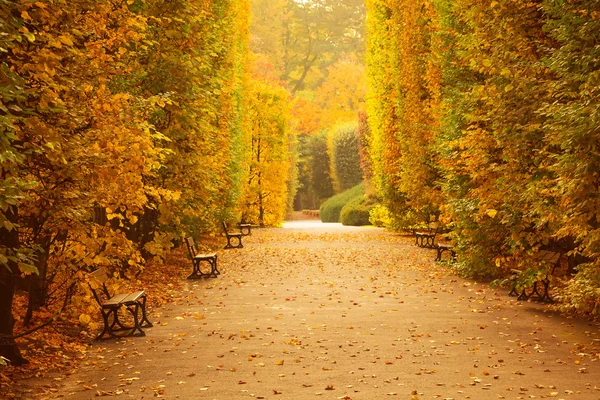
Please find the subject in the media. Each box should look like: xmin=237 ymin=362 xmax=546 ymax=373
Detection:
xmin=211 ymin=255 xmax=220 ymax=276
xmin=517 ymin=288 xmax=530 ymax=301
xmin=138 ymin=295 xmax=153 ymax=328
xmin=224 ymin=235 xmax=243 ymax=249
xmin=188 ymin=259 xmax=207 ymax=279
xmin=435 ymin=247 xmax=442 ymax=261
xmin=126 ymin=303 xmax=145 ymax=337
xmin=539 ymin=279 xmax=553 ymax=303
xmin=97 ymin=308 xmax=117 ymax=340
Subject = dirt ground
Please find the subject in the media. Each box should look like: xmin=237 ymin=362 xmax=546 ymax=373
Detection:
xmin=13 ymin=221 xmax=600 ymax=399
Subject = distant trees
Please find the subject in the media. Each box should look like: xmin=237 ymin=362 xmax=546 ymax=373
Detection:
xmin=249 ymin=0 xmax=367 ymax=211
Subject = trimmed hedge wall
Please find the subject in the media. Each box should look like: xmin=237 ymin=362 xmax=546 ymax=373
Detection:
xmin=340 ymin=195 xmax=375 ymax=226
xmin=320 ymin=183 xmax=365 ymax=223
xmin=329 ymin=123 xmax=363 ymax=192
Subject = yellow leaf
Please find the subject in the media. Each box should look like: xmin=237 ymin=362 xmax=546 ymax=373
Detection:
xmin=79 ymin=314 xmax=91 ymax=325
xmin=21 ymin=11 xmax=32 ymax=21
xmin=23 ymin=32 xmax=35 ymax=43
xmin=486 ymin=209 xmax=498 ymax=218
xmin=59 ymin=35 xmax=74 ymax=46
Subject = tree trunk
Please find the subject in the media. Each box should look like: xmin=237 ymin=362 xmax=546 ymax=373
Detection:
xmin=0 ymin=206 xmax=28 ymax=366
xmin=24 ymin=234 xmax=52 ymax=327
xmin=291 ymin=53 xmax=320 ymax=94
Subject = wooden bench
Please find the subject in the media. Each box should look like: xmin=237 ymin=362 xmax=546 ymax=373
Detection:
xmin=222 ymin=221 xmax=243 ymax=249
xmin=302 ymin=210 xmax=320 ymax=218
xmin=238 ymin=223 xmax=252 ymax=236
xmin=184 ymin=237 xmax=219 ymax=279
xmin=89 ymin=268 xmax=153 ymax=340
xmin=508 ymin=251 xmax=563 ymax=303
xmin=415 ymin=222 xmax=439 ymax=248
xmin=435 ymin=243 xmax=456 ymax=261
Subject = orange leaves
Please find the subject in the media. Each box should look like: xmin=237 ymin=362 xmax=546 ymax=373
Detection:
xmin=292 ymin=98 xmax=322 ymax=137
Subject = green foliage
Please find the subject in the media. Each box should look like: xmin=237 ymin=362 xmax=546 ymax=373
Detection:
xmin=536 ymin=0 xmax=600 ymax=314
xmin=320 ymin=182 xmax=364 ymax=223
xmin=329 ymin=123 xmax=363 ymax=192
xmin=284 ymin=0 xmax=365 ymax=94
xmin=340 ymin=195 xmax=375 ymax=226
xmin=356 ymin=110 xmax=373 ymax=185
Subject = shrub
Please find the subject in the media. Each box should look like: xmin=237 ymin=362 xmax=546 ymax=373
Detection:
xmin=340 ymin=195 xmax=375 ymax=226
xmin=320 ymin=183 xmax=364 ymax=222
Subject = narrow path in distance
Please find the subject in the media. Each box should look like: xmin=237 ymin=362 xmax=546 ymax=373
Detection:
xmin=24 ymin=223 xmax=600 ymax=399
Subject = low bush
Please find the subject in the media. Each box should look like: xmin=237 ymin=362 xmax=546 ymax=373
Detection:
xmin=320 ymin=183 xmax=365 ymax=222
xmin=340 ymin=195 xmax=375 ymax=226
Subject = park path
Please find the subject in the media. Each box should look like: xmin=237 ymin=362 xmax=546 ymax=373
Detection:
xmin=24 ymin=222 xmax=600 ymax=399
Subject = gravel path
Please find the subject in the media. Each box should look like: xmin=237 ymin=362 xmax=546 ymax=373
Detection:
xmin=23 ymin=223 xmax=600 ymax=399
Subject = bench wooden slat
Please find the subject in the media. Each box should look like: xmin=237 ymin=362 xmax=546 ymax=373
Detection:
xmin=192 ymin=252 xmax=217 ymax=259
xmin=89 ymin=268 xmax=110 ymax=284
xmin=103 ymin=291 xmax=145 ymax=307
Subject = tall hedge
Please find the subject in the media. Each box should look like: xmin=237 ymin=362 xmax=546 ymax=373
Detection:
xmin=328 ymin=123 xmax=363 ymax=193
xmin=309 ymin=131 xmax=335 ymax=201
xmin=0 ymin=0 xmax=253 ymax=364
xmin=365 ymin=0 xmax=600 ymax=314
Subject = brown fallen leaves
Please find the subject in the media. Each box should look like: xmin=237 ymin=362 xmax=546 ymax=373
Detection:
xmin=1 ymin=247 xmax=194 ymax=399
